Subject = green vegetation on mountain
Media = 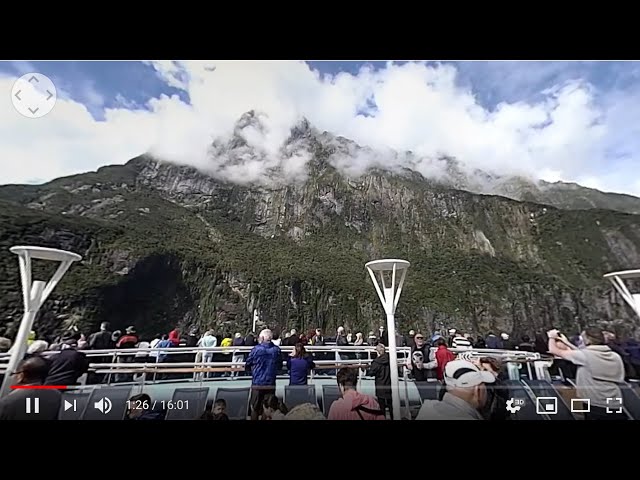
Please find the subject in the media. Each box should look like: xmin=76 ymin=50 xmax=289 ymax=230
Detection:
xmin=1 ymin=135 xmax=640 ymax=340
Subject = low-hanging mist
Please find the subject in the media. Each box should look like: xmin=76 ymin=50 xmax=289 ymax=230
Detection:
xmin=3 ymin=61 xmax=640 ymax=198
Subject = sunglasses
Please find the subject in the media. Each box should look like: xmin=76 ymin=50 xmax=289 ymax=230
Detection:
xmin=415 ymin=337 xmax=424 ymax=340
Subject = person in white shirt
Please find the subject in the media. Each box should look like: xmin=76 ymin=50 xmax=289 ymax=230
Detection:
xmin=197 ymin=330 xmax=218 ymax=378
xmin=149 ymin=334 xmax=161 ymax=361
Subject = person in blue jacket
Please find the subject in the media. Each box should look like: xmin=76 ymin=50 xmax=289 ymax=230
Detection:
xmin=287 ymin=343 xmax=315 ymax=385
xmin=245 ymin=329 xmax=282 ymax=420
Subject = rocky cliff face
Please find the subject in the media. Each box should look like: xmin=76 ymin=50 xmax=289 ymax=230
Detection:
xmin=1 ymin=114 xmax=640 ymax=340
xmin=439 ymin=157 xmax=640 ymax=215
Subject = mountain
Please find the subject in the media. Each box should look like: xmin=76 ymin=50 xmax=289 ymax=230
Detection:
xmin=1 ymin=112 xmax=640 ymax=340
xmin=439 ymin=158 xmax=640 ymax=215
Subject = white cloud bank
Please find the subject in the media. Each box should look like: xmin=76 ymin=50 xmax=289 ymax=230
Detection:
xmin=1 ymin=60 xmax=639 ymax=196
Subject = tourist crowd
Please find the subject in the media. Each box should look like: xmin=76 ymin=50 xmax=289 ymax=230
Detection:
xmin=0 ymin=322 xmax=638 ymax=420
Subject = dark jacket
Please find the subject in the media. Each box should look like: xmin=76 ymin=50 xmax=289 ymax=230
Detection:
xmin=517 ymin=342 xmax=535 ymax=352
xmin=232 ymin=337 xmax=245 ymax=347
xmin=201 ymin=411 xmax=230 ymax=421
xmin=368 ymin=352 xmax=392 ymax=399
xmin=534 ymin=334 xmax=548 ymax=354
xmin=127 ymin=410 xmax=165 ymax=420
xmin=336 ymin=334 xmax=349 ymax=347
xmin=287 ymin=355 xmax=315 ymax=385
xmin=608 ymin=340 xmax=637 ymax=379
xmin=89 ymin=330 xmax=114 ymax=350
xmin=245 ymin=341 xmax=281 ymax=386
xmin=474 ymin=338 xmax=487 ymax=349
xmin=480 ymin=376 xmax=509 ymax=421
xmin=485 ymin=335 xmax=503 ymax=349
xmin=44 ymin=349 xmax=90 ymax=386
xmin=410 ymin=344 xmax=431 ymax=382
xmin=244 ymin=334 xmax=256 ymax=346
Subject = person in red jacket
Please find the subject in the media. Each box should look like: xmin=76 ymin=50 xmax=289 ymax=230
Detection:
xmin=434 ymin=337 xmax=456 ymax=400
xmin=168 ymin=328 xmax=181 ymax=347
xmin=434 ymin=337 xmax=456 ymax=380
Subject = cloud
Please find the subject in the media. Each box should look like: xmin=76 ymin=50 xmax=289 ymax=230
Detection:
xmin=1 ymin=60 xmax=639 ymax=197
xmin=0 ymin=77 xmax=157 ymax=184
xmin=143 ymin=60 xmax=189 ymax=90
xmin=80 ymin=80 xmax=105 ymax=109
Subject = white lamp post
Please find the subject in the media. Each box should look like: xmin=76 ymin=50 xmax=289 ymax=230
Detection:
xmin=252 ymin=308 xmax=259 ymax=334
xmin=365 ymin=259 xmax=410 ymax=421
xmin=0 ymin=246 xmax=81 ymax=397
xmin=604 ymin=269 xmax=640 ymax=318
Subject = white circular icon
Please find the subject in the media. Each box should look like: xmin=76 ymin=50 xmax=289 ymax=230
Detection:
xmin=11 ymin=72 xmax=57 ymax=118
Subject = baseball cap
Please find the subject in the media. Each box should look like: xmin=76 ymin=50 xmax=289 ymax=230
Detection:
xmin=444 ymin=360 xmax=495 ymax=388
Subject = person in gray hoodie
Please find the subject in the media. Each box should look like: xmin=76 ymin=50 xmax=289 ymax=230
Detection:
xmin=547 ymin=326 xmax=626 ymax=420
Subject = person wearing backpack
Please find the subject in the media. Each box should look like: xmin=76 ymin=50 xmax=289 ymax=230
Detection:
xmin=328 ymin=368 xmax=386 ymax=420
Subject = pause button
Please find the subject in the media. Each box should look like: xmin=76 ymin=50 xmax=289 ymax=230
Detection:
xmin=25 ymin=397 xmax=40 ymax=414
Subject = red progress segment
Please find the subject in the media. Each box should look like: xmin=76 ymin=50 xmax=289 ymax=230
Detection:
xmin=10 ymin=385 xmax=68 ymax=390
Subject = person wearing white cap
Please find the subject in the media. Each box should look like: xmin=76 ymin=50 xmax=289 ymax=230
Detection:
xmin=416 ymin=359 xmax=495 ymax=420
xmin=447 ymin=329 xmax=457 ymax=348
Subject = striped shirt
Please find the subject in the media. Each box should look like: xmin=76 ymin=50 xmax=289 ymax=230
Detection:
xmin=452 ymin=336 xmax=472 ymax=349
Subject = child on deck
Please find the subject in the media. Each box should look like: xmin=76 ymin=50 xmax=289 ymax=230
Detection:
xmin=201 ymin=399 xmax=230 ymax=420
xmin=261 ymin=394 xmax=288 ymax=420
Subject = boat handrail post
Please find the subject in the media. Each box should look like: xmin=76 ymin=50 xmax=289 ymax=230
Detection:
xmin=533 ymin=360 xmax=552 ymax=381
xmin=506 ymin=361 xmax=521 ymax=381
xmin=0 ymin=246 xmax=81 ymax=397
xmin=366 ymin=258 xmax=410 ymax=421
xmin=402 ymin=364 xmax=411 ymax=420
xmin=139 ymin=371 xmax=147 ymax=394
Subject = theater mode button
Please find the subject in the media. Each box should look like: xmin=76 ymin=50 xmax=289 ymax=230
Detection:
xmin=570 ymin=398 xmax=590 ymax=413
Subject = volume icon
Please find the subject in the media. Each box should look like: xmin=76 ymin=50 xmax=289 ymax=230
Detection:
xmin=94 ymin=397 xmax=112 ymax=414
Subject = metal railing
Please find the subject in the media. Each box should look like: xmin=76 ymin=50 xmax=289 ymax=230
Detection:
xmin=0 ymin=344 xmax=545 ymax=390
xmin=0 ymin=344 xmax=542 ymax=367
xmin=0 ymin=344 xmax=551 ymax=419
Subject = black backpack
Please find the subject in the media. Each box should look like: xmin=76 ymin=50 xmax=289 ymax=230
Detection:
xmin=353 ymin=404 xmax=385 ymax=420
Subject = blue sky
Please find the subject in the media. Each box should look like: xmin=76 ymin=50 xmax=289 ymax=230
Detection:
xmin=4 ymin=60 xmax=636 ymax=118
xmin=1 ymin=60 xmax=639 ymax=196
